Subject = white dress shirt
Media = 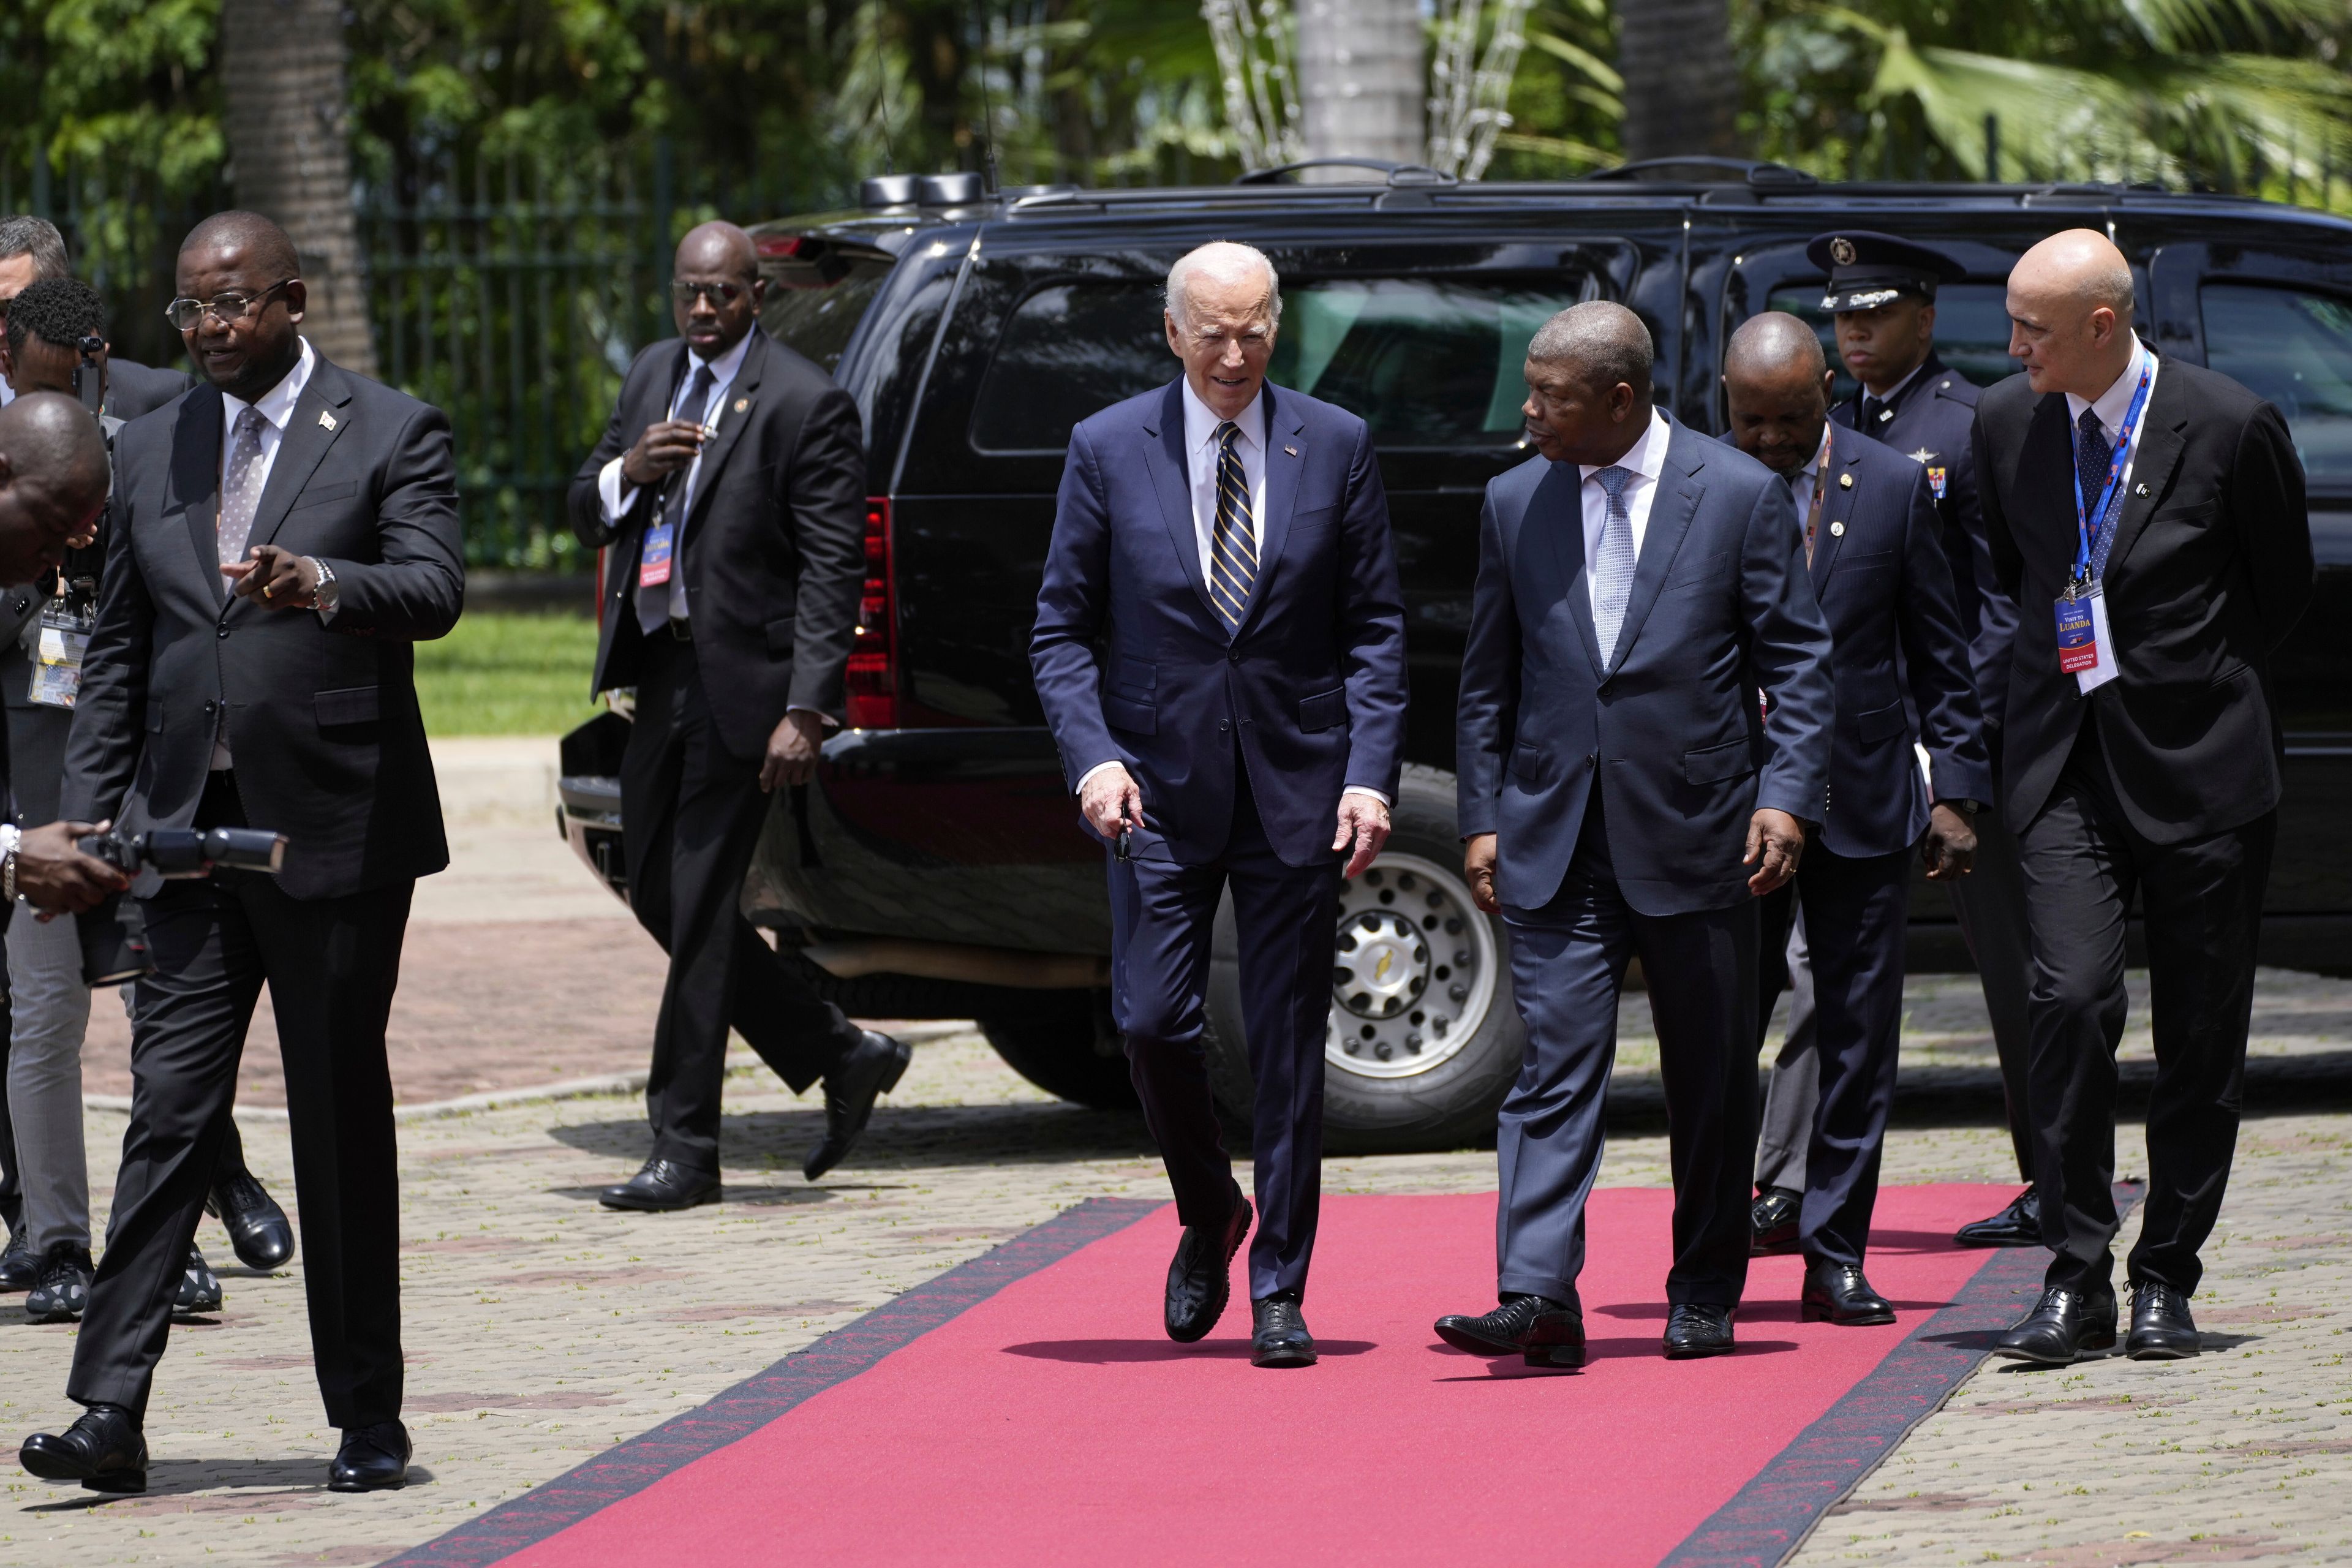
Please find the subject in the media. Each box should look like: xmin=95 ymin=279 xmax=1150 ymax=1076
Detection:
xmin=211 ymin=337 xmax=320 ymax=768
xmin=598 ymin=328 xmax=754 ymax=629
xmin=1578 ymin=408 xmax=1672 ymax=624
xmin=1787 ymin=421 xmax=1833 ymax=527
xmin=2066 ymin=336 xmax=2158 ymax=511
xmin=1076 ymin=378 xmax=1385 ymax=809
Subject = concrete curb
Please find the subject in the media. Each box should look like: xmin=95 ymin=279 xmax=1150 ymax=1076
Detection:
xmin=81 ymin=1020 xmax=981 ymax=1124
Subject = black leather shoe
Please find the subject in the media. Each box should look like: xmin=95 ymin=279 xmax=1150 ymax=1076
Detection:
xmin=598 ymin=1158 xmax=721 ymax=1212
xmin=1993 ymin=1284 xmax=2119 ymax=1365
xmin=803 ymin=1030 xmax=913 ymax=1181
xmin=1751 ymin=1187 xmax=1801 ymax=1256
xmin=1434 ymin=1291 xmax=1587 ymax=1368
xmin=328 ymin=1420 xmax=411 ymax=1492
xmin=172 ymin=1248 xmax=223 ymax=1319
xmin=20 ymin=1404 xmax=146 ymax=1493
xmin=1663 ymin=1303 xmax=1736 ymax=1359
xmin=1166 ymin=1186 xmax=1251 ymax=1343
xmin=1955 ymin=1186 xmax=2043 ymax=1248
xmin=1251 ymin=1292 xmax=1317 ymax=1368
xmin=0 ymin=1227 xmax=34 ymax=1292
xmin=207 ymin=1165 xmax=295 ymax=1270
xmin=1801 ymin=1259 xmax=1896 ymax=1325
xmin=25 ymin=1244 xmax=93 ymax=1324
xmin=2125 ymin=1281 xmax=2201 ymax=1360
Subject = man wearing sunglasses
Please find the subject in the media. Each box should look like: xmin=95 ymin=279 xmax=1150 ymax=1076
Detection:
xmin=569 ymin=221 xmax=899 ymax=1212
xmin=18 ymin=210 xmax=462 ymax=1498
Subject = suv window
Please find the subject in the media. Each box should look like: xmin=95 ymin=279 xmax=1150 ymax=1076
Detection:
xmin=1766 ymin=282 xmax=2016 ymax=403
xmin=2200 ymin=282 xmax=2352 ymax=489
xmin=971 ymin=275 xmax=1602 ymax=453
xmin=758 ymin=255 xmax=894 ymax=372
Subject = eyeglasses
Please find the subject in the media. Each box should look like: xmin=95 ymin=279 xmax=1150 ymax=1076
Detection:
xmin=671 ymin=280 xmax=748 ymax=307
xmin=164 ymin=279 xmax=295 ymax=331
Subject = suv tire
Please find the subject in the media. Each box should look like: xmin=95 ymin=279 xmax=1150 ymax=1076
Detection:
xmin=1202 ymin=764 xmax=1520 ymax=1154
xmin=977 ymin=992 xmax=1141 ymax=1112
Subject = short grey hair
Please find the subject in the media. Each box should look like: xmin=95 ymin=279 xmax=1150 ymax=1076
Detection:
xmin=1166 ymin=241 xmax=1283 ymax=330
xmin=1527 ymin=301 xmax=1654 ymax=394
xmin=0 ymin=216 xmax=70 ymax=282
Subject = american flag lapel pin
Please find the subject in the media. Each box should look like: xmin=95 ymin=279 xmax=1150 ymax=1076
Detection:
xmin=1284 ymin=445 xmax=1298 ymax=456
xmin=318 ymin=410 xmax=337 ymax=431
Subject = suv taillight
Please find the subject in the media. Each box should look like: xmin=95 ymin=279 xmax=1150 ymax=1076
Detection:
xmin=845 ymin=497 xmax=897 ymax=729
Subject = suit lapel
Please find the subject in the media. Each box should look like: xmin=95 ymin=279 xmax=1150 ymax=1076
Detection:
xmin=244 ymin=359 xmax=355 ymax=558
xmin=173 ymin=388 xmax=228 ymax=605
xmin=683 ymin=331 xmax=766 ymax=532
xmin=1235 ymin=385 xmax=1304 ymax=637
xmin=2097 ymin=363 xmax=2187 ymax=579
xmin=2024 ymin=393 xmax=2080 ymax=578
xmin=1606 ymin=419 xmax=1702 ymax=672
xmin=1140 ymin=380 xmax=1221 ymax=627
xmin=1534 ymin=460 xmax=1606 ymax=677
xmin=1809 ymin=435 xmax=1860 ymax=595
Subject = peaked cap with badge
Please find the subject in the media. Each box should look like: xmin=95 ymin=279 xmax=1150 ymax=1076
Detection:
xmin=1809 ymin=230 xmax=1969 ymax=314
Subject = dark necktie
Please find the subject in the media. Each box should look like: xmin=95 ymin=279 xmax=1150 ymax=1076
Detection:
xmin=1860 ymin=395 xmax=1890 ymax=431
xmin=1208 ymin=421 xmax=1257 ymax=633
xmin=2075 ymin=407 xmax=2113 ymax=514
xmin=663 ymin=364 xmax=718 ymax=538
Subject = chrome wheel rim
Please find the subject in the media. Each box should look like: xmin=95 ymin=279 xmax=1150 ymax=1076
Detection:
xmin=1325 ymin=851 xmax=1499 ymax=1080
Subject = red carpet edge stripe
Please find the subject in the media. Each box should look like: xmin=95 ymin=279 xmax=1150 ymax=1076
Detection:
xmin=380 ymin=1196 xmax=1165 ymax=1568
xmin=1660 ymin=1183 xmax=2145 ymax=1568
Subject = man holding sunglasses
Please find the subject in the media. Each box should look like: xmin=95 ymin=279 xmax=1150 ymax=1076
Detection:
xmin=18 ymin=210 xmax=462 ymax=1497
xmin=568 ymin=221 xmax=901 ymax=1211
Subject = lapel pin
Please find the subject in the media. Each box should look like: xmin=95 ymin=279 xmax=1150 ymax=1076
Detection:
xmin=734 ymin=398 xmax=748 ymax=413
xmin=1284 ymin=445 xmax=1298 ymax=457
xmin=1838 ymin=473 xmax=1853 ymax=489
xmin=1830 ymin=520 xmax=1845 ymax=537
xmin=318 ymin=410 xmax=337 ymax=431
xmin=2135 ymin=482 xmax=2149 ymax=496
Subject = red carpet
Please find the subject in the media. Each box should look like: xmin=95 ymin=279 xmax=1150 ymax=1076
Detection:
xmin=489 ymin=1185 xmax=2015 ymax=1568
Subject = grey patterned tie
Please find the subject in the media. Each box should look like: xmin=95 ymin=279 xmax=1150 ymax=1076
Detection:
xmin=220 ymin=406 xmax=268 ymax=568
xmin=1591 ymin=464 xmax=1636 ymax=671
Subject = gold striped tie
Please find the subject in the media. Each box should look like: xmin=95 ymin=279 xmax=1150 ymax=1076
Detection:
xmin=1208 ymin=421 xmax=1257 ymax=633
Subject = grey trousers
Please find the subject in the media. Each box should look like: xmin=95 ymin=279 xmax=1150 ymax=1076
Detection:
xmin=7 ymin=897 xmax=95 ymax=1254
xmin=1754 ymin=910 xmax=1817 ymax=1194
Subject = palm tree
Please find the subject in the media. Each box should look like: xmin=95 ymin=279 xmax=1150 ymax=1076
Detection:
xmin=219 ymin=0 xmax=375 ymax=373
xmin=1295 ymin=0 xmax=1427 ymax=167
xmin=1617 ymin=0 xmax=1741 ymax=161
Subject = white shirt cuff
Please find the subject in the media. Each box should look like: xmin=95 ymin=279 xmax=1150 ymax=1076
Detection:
xmin=786 ymin=704 xmax=837 ymax=729
xmin=1343 ymin=786 xmax=1391 ymax=808
xmin=1075 ymin=760 xmax=1126 ymax=796
xmin=598 ymin=456 xmax=639 ymax=522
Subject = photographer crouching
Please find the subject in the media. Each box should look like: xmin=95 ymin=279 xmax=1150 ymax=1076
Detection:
xmin=0 ymin=278 xmax=295 ymax=1324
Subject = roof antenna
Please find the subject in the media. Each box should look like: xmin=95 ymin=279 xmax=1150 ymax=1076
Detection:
xmin=971 ymin=0 xmax=1001 ymax=194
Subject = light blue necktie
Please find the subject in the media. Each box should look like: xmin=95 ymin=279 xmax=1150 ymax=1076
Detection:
xmin=1591 ymin=464 xmax=1635 ymax=671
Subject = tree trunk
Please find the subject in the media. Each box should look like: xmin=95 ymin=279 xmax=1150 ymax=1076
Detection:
xmin=1294 ymin=0 xmax=1427 ymax=170
xmin=1616 ymin=0 xmax=1741 ymax=163
xmin=219 ymin=0 xmax=376 ymax=374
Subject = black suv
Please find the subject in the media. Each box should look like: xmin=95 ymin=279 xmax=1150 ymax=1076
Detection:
xmin=559 ymin=161 xmax=2352 ymax=1152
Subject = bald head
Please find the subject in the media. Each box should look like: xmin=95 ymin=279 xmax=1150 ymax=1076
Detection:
xmin=180 ymin=211 xmax=299 ymax=280
xmin=669 ymin=221 xmax=766 ymax=358
xmin=1526 ymin=301 xmax=1654 ymax=401
xmin=1518 ymin=302 xmax=1657 ymax=467
xmin=0 ymin=392 xmax=109 ymax=581
xmin=1722 ymin=313 xmax=1835 ymax=476
xmin=1725 ymin=312 xmax=1827 ymax=382
xmin=676 ymin=221 xmax=759 ymax=285
xmin=2006 ymin=229 xmax=2139 ymax=398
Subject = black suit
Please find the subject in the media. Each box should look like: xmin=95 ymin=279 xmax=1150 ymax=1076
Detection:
xmin=59 ymin=349 xmax=464 ymax=1427
xmin=104 ymin=358 xmax=197 ymax=423
xmin=568 ymin=326 xmax=867 ymax=1173
xmin=1977 ymin=351 xmax=2313 ymax=1297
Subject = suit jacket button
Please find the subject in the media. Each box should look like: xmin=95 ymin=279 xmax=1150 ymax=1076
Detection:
xmin=1218 ymin=720 xmax=1231 ymax=734
xmin=217 ymin=625 xmax=230 ymax=639
xmin=203 ymin=699 xmax=219 ymax=715
xmin=1228 ymin=649 xmax=1241 ymax=663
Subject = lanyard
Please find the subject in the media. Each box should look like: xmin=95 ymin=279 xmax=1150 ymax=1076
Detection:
xmin=1803 ymin=428 xmax=1833 ymax=565
xmin=2070 ymin=360 xmax=2152 ymax=589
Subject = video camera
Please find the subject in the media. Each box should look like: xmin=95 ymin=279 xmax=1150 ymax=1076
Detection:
xmin=72 ymin=333 xmax=104 ymax=423
xmin=75 ymin=826 xmax=288 ymax=987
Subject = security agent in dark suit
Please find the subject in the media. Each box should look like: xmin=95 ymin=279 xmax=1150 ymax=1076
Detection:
xmin=1978 ymin=230 xmax=2312 ymax=1366
xmin=569 ymin=222 xmax=905 ymax=1212
xmin=1750 ymin=232 xmax=2043 ymax=1256
xmin=1031 ymin=242 xmax=1408 ymax=1369
xmin=0 ymin=214 xmax=195 ymax=426
xmin=1434 ymin=303 xmax=1835 ymax=1368
xmin=20 ymin=211 xmax=465 ymax=1496
xmin=1721 ymin=314 xmax=1989 ymax=1324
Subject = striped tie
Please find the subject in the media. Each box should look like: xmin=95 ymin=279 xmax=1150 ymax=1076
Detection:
xmin=1208 ymin=420 xmax=1257 ymax=633
xmin=1591 ymin=464 xmax=1635 ymax=671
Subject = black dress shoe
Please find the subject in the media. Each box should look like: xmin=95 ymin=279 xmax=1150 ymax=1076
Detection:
xmin=207 ymin=1165 xmax=295 ymax=1270
xmin=2125 ymin=1281 xmax=2201 ymax=1360
xmin=1251 ymin=1292 xmax=1317 ymax=1368
xmin=1751 ymin=1187 xmax=1801 ymax=1256
xmin=173 ymin=1248 xmax=224 ymax=1319
xmin=1955 ymin=1186 xmax=2043 ymax=1248
xmin=598 ymin=1158 xmax=721 ymax=1212
xmin=804 ymin=1030 xmax=912 ymax=1181
xmin=20 ymin=1404 xmax=146 ymax=1493
xmin=1434 ymin=1291 xmax=1586 ymax=1368
xmin=1801 ymin=1259 xmax=1896 ymax=1326
xmin=328 ymin=1420 xmax=412 ymax=1492
xmin=1663 ymin=1303 xmax=1736 ymax=1359
xmin=1165 ymin=1186 xmax=1251 ymax=1343
xmin=0 ymin=1227 xmax=34 ymax=1292
xmin=1993 ymin=1284 xmax=2118 ymax=1365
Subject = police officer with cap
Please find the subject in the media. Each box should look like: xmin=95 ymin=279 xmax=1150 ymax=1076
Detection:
xmin=1750 ymin=231 xmax=2040 ymax=1251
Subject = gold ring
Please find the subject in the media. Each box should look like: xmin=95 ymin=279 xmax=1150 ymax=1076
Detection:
xmin=261 ymin=579 xmax=275 ymax=600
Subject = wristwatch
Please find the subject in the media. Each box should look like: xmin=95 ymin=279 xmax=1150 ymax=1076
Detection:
xmin=1940 ymin=797 xmax=1982 ymax=817
xmin=306 ymin=557 xmax=340 ymax=615
xmin=1 ymin=822 xmax=21 ymax=905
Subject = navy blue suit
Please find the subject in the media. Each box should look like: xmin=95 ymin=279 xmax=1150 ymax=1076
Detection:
xmin=1031 ymin=378 xmax=1406 ymax=1300
xmin=1457 ymin=414 xmax=1833 ymax=1307
xmin=1751 ymin=425 xmax=1988 ymax=1271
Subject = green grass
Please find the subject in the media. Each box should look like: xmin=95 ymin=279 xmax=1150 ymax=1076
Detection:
xmin=416 ymin=611 xmax=604 ymax=736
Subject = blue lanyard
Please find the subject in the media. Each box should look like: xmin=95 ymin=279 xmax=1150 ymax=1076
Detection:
xmin=2070 ymin=360 xmax=2152 ymax=588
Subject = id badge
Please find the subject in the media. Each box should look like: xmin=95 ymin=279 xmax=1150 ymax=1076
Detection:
xmin=2055 ymin=584 xmax=2119 ymax=693
xmin=28 ymin=604 xmax=91 ymax=710
xmin=639 ymin=522 xmax=674 ymax=588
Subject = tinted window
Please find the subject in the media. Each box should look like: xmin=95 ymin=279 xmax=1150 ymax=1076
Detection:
xmin=971 ymin=275 xmax=1602 ymax=453
xmin=2201 ymin=283 xmax=2352 ymax=489
xmin=758 ymin=257 xmax=893 ymax=373
xmin=1766 ymin=282 xmax=2016 ymax=404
